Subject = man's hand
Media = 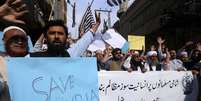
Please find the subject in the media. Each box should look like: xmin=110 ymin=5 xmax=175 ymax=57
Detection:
xmin=0 ymin=0 xmax=28 ymax=24
xmin=142 ymin=45 xmax=145 ymax=51
xmin=157 ymin=37 xmax=165 ymax=45
xmin=91 ymin=12 xmax=101 ymax=33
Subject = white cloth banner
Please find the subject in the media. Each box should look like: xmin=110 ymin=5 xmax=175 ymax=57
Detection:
xmin=98 ymin=71 xmax=198 ymax=101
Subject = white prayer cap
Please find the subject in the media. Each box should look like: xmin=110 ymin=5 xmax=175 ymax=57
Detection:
xmin=147 ymin=51 xmax=157 ymax=57
xmin=133 ymin=51 xmax=139 ymax=55
xmin=3 ymin=26 xmax=26 ymax=35
xmin=2 ymin=26 xmax=27 ymax=41
xmin=180 ymin=51 xmax=188 ymax=57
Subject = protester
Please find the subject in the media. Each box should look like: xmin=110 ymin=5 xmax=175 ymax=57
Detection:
xmin=96 ymin=47 xmax=113 ymax=71
xmin=0 ymin=0 xmax=29 ymax=98
xmin=30 ymin=20 xmax=71 ymax=57
xmin=122 ymin=51 xmax=132 ymax=71
xmin=178 ymin=51 xmax=190 ymax=69
xmin=157 ymin=36 xmax=166 ymax=62
xmin=108 ymin=48 xmax=124 ymax=71
xmin=126 ymin=50 xmax=147 ymax=72
xmin=95 ymin=50 xmax=105 ymax=71
xmin=188 ymin=48 xmax=201 ymax=101
xmin=0 ymin=26 xmax=29 ymax=57
xmin=166 ymin=50 xmax=186 ymax=71
xmin=30 ymin=15 xmax=100 ymax=57
xmin=144 ymin=50 xmax=161 ymax=71
xmin=0 ymin=26 xmax=29 ymax=101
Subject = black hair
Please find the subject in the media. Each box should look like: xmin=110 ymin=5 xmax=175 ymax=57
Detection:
xmin=43 ymin=20 xmax=68 ymax=36
xmin=112 ymin=48 xmax=121 ymax=56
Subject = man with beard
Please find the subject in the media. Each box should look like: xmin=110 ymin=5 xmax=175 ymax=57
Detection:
xmin=128 ymin=51 xmax=147 ymax=72
xmin=166 ymin=50 xmax=186 ymax=71
xmin=109 ymin=48 xmax=123 ymax=71
xmin=30 ymin=18 xmax=100 ymax=57
xmin=144 ymin=51 xmax=161 ymax=71
xmin=30 ymin=20 xmax=70 ymax=57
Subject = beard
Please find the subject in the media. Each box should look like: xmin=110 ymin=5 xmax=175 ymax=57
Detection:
xmin=47 ymin=41 xmax=66 ymax=52
xmin=113 ymin=56 xmax=121 ymax=61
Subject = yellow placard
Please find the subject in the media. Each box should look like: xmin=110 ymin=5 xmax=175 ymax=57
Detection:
xmin=128 ymin=35 xmax=145 ymax=50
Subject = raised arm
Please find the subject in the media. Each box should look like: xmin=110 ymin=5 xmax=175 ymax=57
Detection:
xmin=157 ymin=36 xmax=165 ymax=61
xmin=67 ymin=12 xmax=101 ymax=57
xmin=0 ymin=0 xmax=28 ymax=24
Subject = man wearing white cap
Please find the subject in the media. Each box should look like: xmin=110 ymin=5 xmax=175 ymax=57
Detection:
xmin=167 ymin=50 xmax=186 ymax=71
xmin=0 ymin=26 xmax=29 ymax=57
xmin=0 ymin=26 xmax=28 ymax=101
xmin=144 ymin=51 xmax=162 ymax=71
xmin=0 ymin=26 xmax=29 ymax=101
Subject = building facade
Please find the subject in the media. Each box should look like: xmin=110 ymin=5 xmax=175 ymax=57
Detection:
xmin=116 ymin=0 xmax=201 ymax=50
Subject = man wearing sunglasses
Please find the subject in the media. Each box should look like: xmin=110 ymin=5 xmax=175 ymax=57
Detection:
xmin=0 ymin=26 xmax=29 ymax=57
xmin=0 ymin=26 xmax=29 ymax=101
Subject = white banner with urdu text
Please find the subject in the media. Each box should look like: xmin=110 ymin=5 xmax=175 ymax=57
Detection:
xmin=98 ymin=71 xmax=198 ymax=101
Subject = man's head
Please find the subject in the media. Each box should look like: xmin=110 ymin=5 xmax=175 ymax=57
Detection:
xmin=3 ymin=26 xmax=28 ymax=57
xmin=170 ymin=50 xmax=176 ymax=59
xmin=86 ymin=50 xmax=92 ymax=57
xmin=95 ymin=50 xmax=103 ymax=61
xmin=43 ymin=20 xmax=68 ymax=51
xmin=132 ymin=51 xmax=140 ymax=61
xmin=179 ymin=51 xmax=188 ymax=62
xmin=112 ymin=48 xmax=122 ymax=61
xmin=147 ymin=51 xmax=158 ymax=62
xmin=191 ymin=49 xmax=201 ymax=61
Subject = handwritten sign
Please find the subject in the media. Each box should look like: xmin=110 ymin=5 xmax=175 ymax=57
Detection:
xmin=6 ymin=58 xmax=99 ymax=101
xmin=128 ymin=35 xmax=145 ymax=50
xmin=98 ymin=71 xmax=198 ymax=101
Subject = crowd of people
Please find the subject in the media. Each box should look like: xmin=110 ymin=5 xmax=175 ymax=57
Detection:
xmin=0 ymin=0 xmax=200 ymax=101
xmin=86 ymin=37 xmax=201 ymax=73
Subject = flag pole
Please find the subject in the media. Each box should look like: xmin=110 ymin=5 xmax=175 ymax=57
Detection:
xmin=90 ymin=0 xmax=95 ymax=7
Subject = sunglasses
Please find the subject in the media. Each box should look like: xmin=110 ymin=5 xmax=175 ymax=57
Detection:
xmin=9 ymin=36 xmax=27 ymax=43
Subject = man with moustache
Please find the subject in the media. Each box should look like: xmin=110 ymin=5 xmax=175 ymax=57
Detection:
xmin=30 ymin=13 xmax=100 ymax=57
